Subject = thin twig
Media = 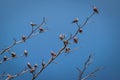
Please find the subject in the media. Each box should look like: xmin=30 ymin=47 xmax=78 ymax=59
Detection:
xmin=77 ymin=54 xmax=92 ymax=80
xmin=0 ymin=68 xmax=29 ymax=80
xmin=81 ymin=67 xmax=102 ymax=80
xmin=81 ymin=12 xmax=95 ymax=28
xmin=76 ymin=67 xmax=82 ymax=80
xmin=77 ymin=54 xmax=102 ymax=80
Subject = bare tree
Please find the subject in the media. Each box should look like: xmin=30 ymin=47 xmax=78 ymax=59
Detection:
xmin=0 ymin=6 xmax=101 ymax=80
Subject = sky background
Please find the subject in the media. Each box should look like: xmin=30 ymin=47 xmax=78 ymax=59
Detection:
xmin=0 ymin=0 xmax=120 ymax=80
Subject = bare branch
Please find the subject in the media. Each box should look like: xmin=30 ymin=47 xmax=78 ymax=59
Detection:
xmin=77 ymin=54 xmax=93 ymax=80
xmin=32 ymin=44 xmax=67 ymax=80
xmin=0 ymin=68 xmax=29 ymax=80
xmin=0 ymin=50 xmax=29 ymax=64
xmin=0 ymin=5 xmax=99 ymax=80
xmin=32 ymin=10 xmax=96 ymax=80
xmin=80 ymin=12 xmax=95 ymax=28
xmin=81 ymin=67 xmax=102 ymax=80
xmin=77 ymin=54 xmax=102 ymax=80
xmin=76 ymin=67 xmax=82 ymax=80
xmin=0 ymin=17 xmax=46 ymax=55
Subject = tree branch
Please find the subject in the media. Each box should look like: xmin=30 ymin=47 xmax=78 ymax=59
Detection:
xmin=0 ymin=68 xmax=29 ymax=80
xmin=81 ymin=67 xmax=102 ymax=80
xmin=0 ymin=17 xmax=46 ymax=55
xmin=77 ymin=54 xmax=92 ymax=80
xmin=32 ymin=10 xmax=96 ymax=80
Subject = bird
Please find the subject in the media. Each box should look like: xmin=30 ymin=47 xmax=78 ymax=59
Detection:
xmin=73 ymin=37 xmax=78 ymax=44
xmin=11 ymin=52 xmax=16 ymax=57
xmin=30 ymin=22 xmax=37 ymax=27
xmin=59 ymin=34 xmax=65 ymax=40
xmin=79 ymin=28 xmax=83 ymax=33
xmin=22 ymin=35 xmax=26 ymax=42
xmin=3 ymin=56 xmax=8 ymax=61
xmin=24 ymin=50 xmax=28 ymax=57
xmin=27 ymin=62 xmax=32 ymax=69
xmin=72 ymin=17 xmax=79 ymax=23
xmin=93 ymin=6 xmax=99 ymax=14
xmin=51 ymin=51 xmax=57 ymax=57
xmin=65 ymin=47 xmax=70 ymax=53
xmin=34 ymin=64 xmax=38 ymax=68
xmin=42 ymin=60 xmax=45 ymax=67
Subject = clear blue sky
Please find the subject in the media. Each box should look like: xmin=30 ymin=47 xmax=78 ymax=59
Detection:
xmin=0 ymin=0 xmax=120 ymax=80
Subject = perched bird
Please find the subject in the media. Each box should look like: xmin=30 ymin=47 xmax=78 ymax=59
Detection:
xmin=30 ymin=22 xmax=37 ymax=27
xmin=79 ymin=28 xmax=83 ymax=33
xmin=73 ymin=37 xmax=78 ymax=44
xmin=6 ymin=74 xmax=14 ymax=80
xmin=42 ymin=60 xmax=45 ymax=67
xmin=27 ymin=62 xmax=32 ymax=69
xmin=22 ymin=35 xmax=26 ymax=42
xmin=93 ymin=6 xmax=99 ymax=14
xmin=11 ymin=52 xmax=16 ymax=57
xmin=3 ymin=56 xmax=8 ymax=61
xmin=51 ymin=51 xmax=57 ymax=57
xmin=29 ymin=68 xmax=35 ymax=73
xmin=34 ymin=64 xmax=38 ymax=68
xmin=65 ymin=47 xmax=71 ymax=53
xmin=39 ymin=27 xmax=44 ymax=32
xmin=59 ymin=34 xmax=65 ymax=40
xmin=63 ymin=40 xmax=68 ymax=45
xmin=24 ymin=50 xmax=28 ymax=57
xmin=72 ymin=17 xmax=79 ymax=23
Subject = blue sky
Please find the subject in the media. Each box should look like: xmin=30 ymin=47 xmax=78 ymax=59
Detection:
xmin=0 ymin=0 xmax=120 ymax=80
